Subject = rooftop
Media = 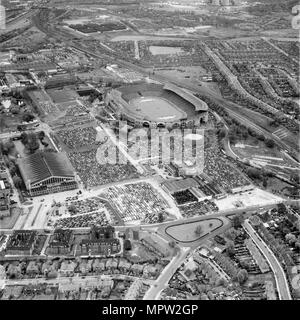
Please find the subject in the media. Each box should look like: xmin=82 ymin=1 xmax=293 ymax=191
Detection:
xmin=17 ymin=152 xmax=75 ymax=187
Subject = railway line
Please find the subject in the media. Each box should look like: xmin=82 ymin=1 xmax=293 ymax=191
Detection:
xmin=31 ymin=9 xmax=299 ymax=164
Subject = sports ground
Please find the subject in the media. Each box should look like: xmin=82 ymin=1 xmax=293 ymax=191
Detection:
xmin=128 ymin=96 xmax=187 ymax=122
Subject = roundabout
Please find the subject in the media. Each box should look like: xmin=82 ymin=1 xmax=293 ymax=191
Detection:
xmin=164 ymin=218 xmax=224 ymax=243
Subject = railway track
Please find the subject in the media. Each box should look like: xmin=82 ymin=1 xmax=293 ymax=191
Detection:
xmin=32 ymin=9 xmax=299 ymax=163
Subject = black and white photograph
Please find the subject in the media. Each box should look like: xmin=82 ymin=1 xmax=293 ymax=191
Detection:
xmin=0 ymin=0 xmax=299 ymax=310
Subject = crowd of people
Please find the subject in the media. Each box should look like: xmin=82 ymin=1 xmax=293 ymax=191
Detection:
xmin=56 ymin=127 xmax=98 ymax=150
xmin=100 ymin=183 xmax=169 ymax=223
xmin=179 ymin=200 xmax=218 ymax=219
xmin=172 ymin=190 xmax=198 ymax=205
xmin=68 ymin=150 xmax=139 ymax=188
xmin=204 ymin=147 xmax=249 ymax=192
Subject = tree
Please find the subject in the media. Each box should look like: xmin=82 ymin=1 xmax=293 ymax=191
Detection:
xmin=285 ymin=233 xmax=296 ymax=245
xmin=157 ymin=211 xmax=164 ymax=223
xmin=38 ymin=131 xmax=45 ymax=140
xmin=168 ymin=241 xmax=176 ymax=248
xmin=9 ymin=163 xmax=17 ymax=176
xmin=195 ymin=225 xmax=202 ymax=236
xmin=257 ymin=134 xmax=265 ymax=141
xmin=20 ymin=132 xmax=28 ymax=145
xmin=217 ymin=128 xmax=226 ymax=140
xmin=262 ymin=178 xmax=268 ymax=188
xmin=225 ymin=228 xmax=239 ymax=241
xmin=13 ymin=176 xmax=23 ymax=189
xmin=246 ymin=167 xmax=261 ymax=180
xmin=0 ymin=117 xmax=6 ymax=132
xmin=228 ymin=133 xmax=238 ymax=145
xmin=2 ymin=140 xmax=14 ymax=155
xmin=68 ymin=205 xmax=77 ymax=214
xmin=27 ymin=133 xmax=39 ymax=154
xmin=232 ymin=212 xmax=244 ymax=228
xmin=277 ymin=203 xmax=287 ymax=215
xmin=123 ymin=239 xmax=132 ymax=251
xmin=265 ymin=139 xmax=275 ymax=148
xmin=22 ymin=112 xmax=35 ymax=122
xmin=295 ymin=241 xmax=300 ymax=251
xmin=237 ymin=269 xmax=248 ymax=284
xmin=10 ymin=105 xmax=20 ymax=114
xmin=226 ymin=240 xmax=235 ymax=257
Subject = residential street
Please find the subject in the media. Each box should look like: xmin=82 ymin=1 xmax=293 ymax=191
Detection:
xmin=243 ymin=220 xmax=292 ymax=300
xmin=143 ymin=247 xmax=191 ymax=300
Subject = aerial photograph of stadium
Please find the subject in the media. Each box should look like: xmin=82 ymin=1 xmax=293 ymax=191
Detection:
xmin=0 ymin=0 xmax=299 ymax=312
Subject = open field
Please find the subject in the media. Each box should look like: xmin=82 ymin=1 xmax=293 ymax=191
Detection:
xmin=0 ymin=208 xmax=21 ymax=229
xmin=214 ymin=188 xmax=282 ymax=211
xmin=165 ymin=218 xmax=223 ymax=243
xmin=231 ymin=142 xmax=299 ymax=169
xmin=128 ymin=97 xmax=186 ymax=122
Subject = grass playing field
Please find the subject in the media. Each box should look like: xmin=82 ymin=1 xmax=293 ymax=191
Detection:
xmin=128 ymin=97 xmax=187 ymax=122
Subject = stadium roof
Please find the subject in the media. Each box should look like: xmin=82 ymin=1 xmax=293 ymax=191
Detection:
xmin=162 ymin=178 xmax=199 ymax=193
xmin=17 ymin=152 xmax=75 ymax=187
xmin=163 ymin=83 xmax=208 ymax=111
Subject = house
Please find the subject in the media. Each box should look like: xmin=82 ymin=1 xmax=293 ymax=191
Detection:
xmin=118 ymin=259 xmax=132 ymax=274
xmin=59 ymin=260 xmax=76 ymax=277
xmin=26 ymin=261 xmax=40 ymax=277
xmin=106 ymin=258 xmax=118 ymax=271
xmin=143 ymin=264 xmax=161 ymax=279
xmin=92 ymin=259 xmax=106 ymax=273
xmin=131 ymin=263 xmax=144 ymax=276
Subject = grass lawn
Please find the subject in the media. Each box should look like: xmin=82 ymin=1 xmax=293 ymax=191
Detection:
xmin=126 ymin=242 xmax=157 ymax=263
xmin=0 ymin=207 xmax=21 ymax=229
xmin=165 ymin=218 xmax=223 ymax=243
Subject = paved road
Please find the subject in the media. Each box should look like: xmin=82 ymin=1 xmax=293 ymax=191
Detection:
xmin=142 ymin=202 xmax=280 ymax=231
xmin=32 ymin=12 xmax=300 ymax=162
xmin=143 ymin=247 xmax=191 ymax=300
xmin=243 ymin=220 xmax=292 ymax=300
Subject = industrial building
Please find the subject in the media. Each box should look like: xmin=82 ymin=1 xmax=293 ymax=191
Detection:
xmin=17 ymin=152 xmax=77 ymax=196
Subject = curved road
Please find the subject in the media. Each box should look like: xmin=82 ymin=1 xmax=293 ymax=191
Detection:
xmin=243 ymin=220 xmax=292 ymax=300
xmin=143 ymin=247 xmax=191 ymax=300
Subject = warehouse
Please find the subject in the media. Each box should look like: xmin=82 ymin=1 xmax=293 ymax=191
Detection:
xmin=17 ymin=152 xmax=77 ymax=196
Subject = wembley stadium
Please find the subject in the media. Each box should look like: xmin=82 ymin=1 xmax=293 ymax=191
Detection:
xmin=105 ymin=83 xmax=208 ymax=128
